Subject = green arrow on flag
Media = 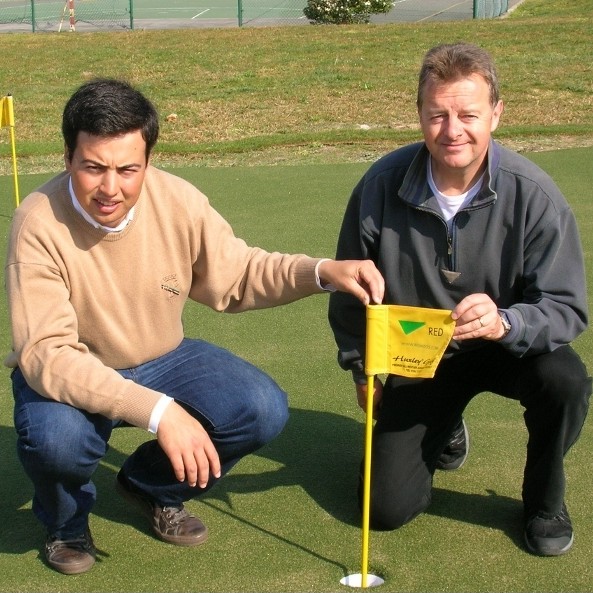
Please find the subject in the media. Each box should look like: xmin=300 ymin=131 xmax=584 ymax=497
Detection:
xmin=398 ymin=320 xmax=426 ymax=335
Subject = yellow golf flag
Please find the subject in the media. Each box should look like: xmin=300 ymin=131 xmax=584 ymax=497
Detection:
xmin=365 ymin=304 xmax=455 ymax=378
xmin=0 ymin=95 xmax=15 ymax=128
xmin=1 ymin=94 xmax=20 ymax=207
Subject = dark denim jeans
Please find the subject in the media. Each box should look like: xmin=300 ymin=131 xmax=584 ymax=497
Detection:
xmin=12 ymin=338 xmax=289 ymax=538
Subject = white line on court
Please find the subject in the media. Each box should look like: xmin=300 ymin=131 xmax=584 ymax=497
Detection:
xmin=417 ymin=0 xmax=471 ymax=21
xmin=192 ymin=8 xmax=210 ymax=19
xmin=141 ymin=7 xmax=198 ymax=11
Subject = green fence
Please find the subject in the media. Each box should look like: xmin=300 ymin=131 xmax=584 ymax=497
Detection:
xmin=238 ymin=0 xmax=307 ymax=26
xmin=0 ymin=0 xmax=132 ymax=32
xmin=0 ymin=0 xmax=512 ymax=33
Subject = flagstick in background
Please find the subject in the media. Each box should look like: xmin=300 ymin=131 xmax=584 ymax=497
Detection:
xmin=0 ymin=94 xmax=20 ymax=207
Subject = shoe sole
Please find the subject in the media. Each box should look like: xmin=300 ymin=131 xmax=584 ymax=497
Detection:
xmin=45 ymin=539 xmax=96 ymax=575
xmin=116 ymin=476 xmax=208 ymax=547
xmin=524 ymin=531 xmax=574 ymax=556
xmin=47 ymin=556 xmax=96 ymax=575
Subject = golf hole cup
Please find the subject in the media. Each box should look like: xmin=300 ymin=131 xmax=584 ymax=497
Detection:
xmin=340 ymin=573 xmax=385 ymax=588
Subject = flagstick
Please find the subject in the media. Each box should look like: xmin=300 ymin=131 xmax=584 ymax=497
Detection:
xmin=360 ymin=373 xmax=375 ymax=588
xmin=2 ymin=95 xmax=20 ymax=207
xmin=9 ymin=123 xmax=19 ymax=207
xmin=340 ymin=371 xmax=384 ymax=588
xmin=340 ymin=303 xmax=385 ymax=588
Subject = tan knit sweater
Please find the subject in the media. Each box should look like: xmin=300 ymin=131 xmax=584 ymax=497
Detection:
xmin=5 ymin=166 xmax=322 ymax=429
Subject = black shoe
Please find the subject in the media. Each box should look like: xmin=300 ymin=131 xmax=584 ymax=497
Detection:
xmin=436 ymin=418 xmax=469 ymax=471
xmin=116 ymin=471 xmax=208 ymax=547
xmin=45 ymin=528 xmax=96 ymax=575
xmin=524 ymin=503 xmax=574 ymax=556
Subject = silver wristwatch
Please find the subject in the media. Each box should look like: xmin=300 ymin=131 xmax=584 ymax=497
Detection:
xmin=499 ymin=312 xmax=511 ymax=338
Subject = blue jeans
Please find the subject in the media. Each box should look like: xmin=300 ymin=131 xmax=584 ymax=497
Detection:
xmin=12 ymin=338 xmax=289 ymax=539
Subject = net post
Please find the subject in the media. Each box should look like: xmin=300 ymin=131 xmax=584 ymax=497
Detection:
xmin=68 ymin=0 xmax=75 ymax=31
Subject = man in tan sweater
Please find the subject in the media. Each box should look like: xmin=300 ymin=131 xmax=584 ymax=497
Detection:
xmin=5 ymin=78 xmax=385 ymax=575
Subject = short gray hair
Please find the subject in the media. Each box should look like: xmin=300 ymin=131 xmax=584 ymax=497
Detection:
xmin=417 ymin=42 xmax=500 ymax=109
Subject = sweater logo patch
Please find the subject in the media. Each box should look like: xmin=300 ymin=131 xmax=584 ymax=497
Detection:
xmin=161 ymin=274 xmax=180 ymax=299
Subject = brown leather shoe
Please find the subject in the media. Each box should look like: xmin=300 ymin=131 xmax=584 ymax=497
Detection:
xmin=45 ymin=529 xmax=96 ymax=574
xmin=116 ymin=471 xmax=208 ymax=547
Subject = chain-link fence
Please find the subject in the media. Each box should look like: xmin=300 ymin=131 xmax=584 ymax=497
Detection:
xmin=242 ymin=0 xmax=513 ymax=25
xmin=0 ymin=0 xmax=131 ymax=32
xmin=0 ymin=0 xmax=514 ymax=33
xmin=239 ymin=0 xmax=306 ymax=26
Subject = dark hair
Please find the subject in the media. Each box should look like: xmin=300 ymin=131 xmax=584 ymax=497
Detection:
xmin=62 ymin=78 xmax=159 ymax=162
xmin=417 ymin=42 xmax=500 ymax=109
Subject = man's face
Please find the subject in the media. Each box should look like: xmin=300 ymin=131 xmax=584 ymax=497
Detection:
xmin=419 ymin=73 xmax=503 ymax=188
xmin=65 ymin=130 xmax=148 ymax=228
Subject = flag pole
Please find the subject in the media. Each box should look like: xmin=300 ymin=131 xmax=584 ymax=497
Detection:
xmin=1 ymin=95 xmax=20 ymax=207
xmin=360 ymin=373 xmax=375 ymax=588
xmin=340 ymin=369 xmax=383 ymax=588
xmin=9 ymin=122 xmax=19 ymax=207
xmin=342 ymin=303 xmax=454 ymax=588
xmin=340 ymin=305 xmax=384 ymax=588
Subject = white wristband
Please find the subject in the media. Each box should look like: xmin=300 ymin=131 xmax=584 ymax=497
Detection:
xmin=315 ymin=258 xmax=337 ymax=292
xmin=148 ymin=394 xmax=174 ymax=434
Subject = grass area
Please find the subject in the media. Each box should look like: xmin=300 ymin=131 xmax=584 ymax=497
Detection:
xmin=0 ymin=148 xmax=592 ymax=592
xmin=0 ymin=0 xmax=592 ymax=173
xmin=1 ymin=0 xmax=593 ymax=591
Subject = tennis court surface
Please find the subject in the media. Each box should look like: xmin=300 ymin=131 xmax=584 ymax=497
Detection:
xmin=134 ymin=0 xmax=523 ymax=29
xmin=0 ymin=0 xmax=524 ymax=32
